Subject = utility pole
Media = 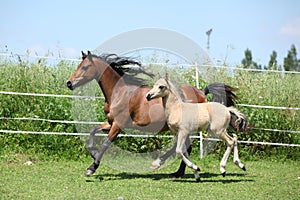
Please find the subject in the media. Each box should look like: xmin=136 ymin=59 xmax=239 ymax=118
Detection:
xmin=206 ymin=28 xmax=212 ymax=54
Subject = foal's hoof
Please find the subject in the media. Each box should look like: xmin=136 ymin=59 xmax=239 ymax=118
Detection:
xmin=196 ymin=177 xmax=201 ymax=182
xmin=85 ymin=169 xmax=95 ymax=177
xmin=221 ymin=171 xmax=226 ymax=177
xmin=242 ymin=166 xmax=246 ymax=171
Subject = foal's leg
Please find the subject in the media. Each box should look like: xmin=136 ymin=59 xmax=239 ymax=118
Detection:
xmin=220 ymin=146 xmax=232 ymax=177
xmin=216 ymin=129 xmax=234 ymax=177
xmin=180 ymin=152 xmax=200 ymax=182
xmin=232 ymin=134 xmax=246 ymax=171
xmin=176 ymin=131 xmax=200 ymax=182
xmin=170 ymin=138 xmax=192 ymax=178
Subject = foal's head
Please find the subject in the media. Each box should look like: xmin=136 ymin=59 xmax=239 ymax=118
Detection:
xmin=146 ymin=78 xmax=169 ymax=101
xmin=66 ymin=51 xmax=107 ymax=90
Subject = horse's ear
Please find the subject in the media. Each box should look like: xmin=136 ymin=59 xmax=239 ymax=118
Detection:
xmin=81 ymin=51 xmax=87 ymax=60
xmin=87 ymin=50 xmax=93 ymax=61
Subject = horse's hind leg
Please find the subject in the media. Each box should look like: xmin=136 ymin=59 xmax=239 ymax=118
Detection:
xmin=232 ymin=134 xmax=246 ymax=171
xmin=170 ymin=138 xmax=192 ymax=178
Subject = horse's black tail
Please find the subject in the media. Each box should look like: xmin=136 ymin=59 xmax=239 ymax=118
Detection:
xmin=228 ymin=107 xmax=250 ymax=132
xmin=204 ymin=82 xmax=239 ymax=107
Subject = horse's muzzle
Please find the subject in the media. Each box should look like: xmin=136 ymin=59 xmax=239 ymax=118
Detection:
xmin=66 ymin=80 xmax=74 ymax=90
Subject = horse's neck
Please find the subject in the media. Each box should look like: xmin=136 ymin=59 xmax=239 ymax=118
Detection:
xmin=162 ymin=91 xmax=182 ymax=118
xmin=97 ymin=66 xmax=123 ymax=103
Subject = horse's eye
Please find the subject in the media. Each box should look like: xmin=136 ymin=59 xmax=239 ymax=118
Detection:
xmin=159 ymin=85 xmax=165 ymax=90
xmin=82 ymin=65 xmax=89 ymax=71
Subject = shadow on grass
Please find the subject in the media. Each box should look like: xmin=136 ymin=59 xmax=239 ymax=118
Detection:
xmin=85 ymin=171 xmax=254 ymax=184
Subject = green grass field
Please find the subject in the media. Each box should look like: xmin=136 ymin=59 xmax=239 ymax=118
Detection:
xmin=1 ymin=154 xmax=299 ymax=200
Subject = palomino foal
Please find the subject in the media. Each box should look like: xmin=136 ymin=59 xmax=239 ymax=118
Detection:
xmin=146 ymin=78 xmax=248 ymax=182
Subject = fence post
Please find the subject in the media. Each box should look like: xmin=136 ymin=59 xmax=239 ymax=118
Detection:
xmin=195 ymin=62 xmax=199 ymax=89
xmin=199 ymin=131 xmax=203 ymax=158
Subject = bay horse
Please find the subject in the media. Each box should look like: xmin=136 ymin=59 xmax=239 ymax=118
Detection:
xmin=146 ymin=77 xmax=249 ymax=182
xmin=66 ymin=51 xmax=239 ymax=177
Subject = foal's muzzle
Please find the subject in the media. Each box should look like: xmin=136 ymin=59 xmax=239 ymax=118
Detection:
xmin=146 ymin=94 xmax=152 ymax=101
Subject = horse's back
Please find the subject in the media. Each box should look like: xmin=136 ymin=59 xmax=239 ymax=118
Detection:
xmin=181 ymin=85 xmax=207 ymax=103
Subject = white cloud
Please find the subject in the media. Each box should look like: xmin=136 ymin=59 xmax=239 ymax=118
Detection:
xmin=280 ymin=17 xmax=300 ymax=37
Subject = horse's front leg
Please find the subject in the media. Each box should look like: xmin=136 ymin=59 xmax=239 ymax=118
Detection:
xmin=88 ymin=121 xmax=111 ymax=159
xmin=85 ymin=123 xmax=120 ymax=176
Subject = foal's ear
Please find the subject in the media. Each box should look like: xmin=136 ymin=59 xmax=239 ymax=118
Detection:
xmin=165 ymin=72 xmax=169 ymax=81
xmin=157 ymin=73 xmax=162 ymax=79
xmin=81 ymin=51 xmax=87 ymax=60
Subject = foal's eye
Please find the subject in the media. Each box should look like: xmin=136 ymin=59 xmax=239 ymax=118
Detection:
xmin=159 ymin=85 xmax=165 ymax=90
xmin=81 ymin=65 xmax=89 ymax=71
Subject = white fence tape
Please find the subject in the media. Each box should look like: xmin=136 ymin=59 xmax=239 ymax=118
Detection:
xmin=0 ymin=91 xmax=104 ymax=99
xmin=1 ymin=129 xmax=299 ymax=147
xmin=0 ymin=91 xmax=299 ymax=110
xmin=1 ymin=116 xmax=299 ymax=134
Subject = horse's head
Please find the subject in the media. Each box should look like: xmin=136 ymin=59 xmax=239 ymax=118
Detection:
xmin=66 ymin=51 xmax=106 ymax=90
xmin=146 ymin=78 xmax=169 ymax=101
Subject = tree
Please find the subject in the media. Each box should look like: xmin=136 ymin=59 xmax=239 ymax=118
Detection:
xmin=241 ymin=48 xmax=261 ymax=69
xmin=266 ymin=50 xmax=279 ymax=70
xmin=283 ymin=44 xmax=300 ymax=71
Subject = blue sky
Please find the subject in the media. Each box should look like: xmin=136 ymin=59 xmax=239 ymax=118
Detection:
xmin=1 ymin=0 xmax=300 ymax=66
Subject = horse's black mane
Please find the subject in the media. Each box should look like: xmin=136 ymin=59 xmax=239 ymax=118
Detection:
xmin=93 ymin=53 xmax=154 ymax=86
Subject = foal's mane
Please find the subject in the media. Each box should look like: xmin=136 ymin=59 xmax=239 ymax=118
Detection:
xmin=93 ymin=53 xmax=154 ymax=86
xmin=165 ymin=77 xmax=186 ymax=102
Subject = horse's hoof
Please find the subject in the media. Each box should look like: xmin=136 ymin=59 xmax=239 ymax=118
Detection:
xmin=85 ymin=169 xmax=95 ymax=177
xmin=221 ymin=171 xmax=226 ymax=177
xmin=196 ymin=177 xmax=201 ymax=182
xmin=242 ymin=166 xmax=246 ymax=171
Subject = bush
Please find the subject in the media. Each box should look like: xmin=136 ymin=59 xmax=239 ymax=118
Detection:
xmin=0 ymin=57 xmax=299 ymax=160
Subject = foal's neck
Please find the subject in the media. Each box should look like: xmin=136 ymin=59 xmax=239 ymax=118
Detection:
xmin=162 ymin=91 xmax=183 ymax=117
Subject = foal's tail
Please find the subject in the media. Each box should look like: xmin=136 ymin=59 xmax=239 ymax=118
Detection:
xmin=227 ymin=107 xmax=249 ymax=132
